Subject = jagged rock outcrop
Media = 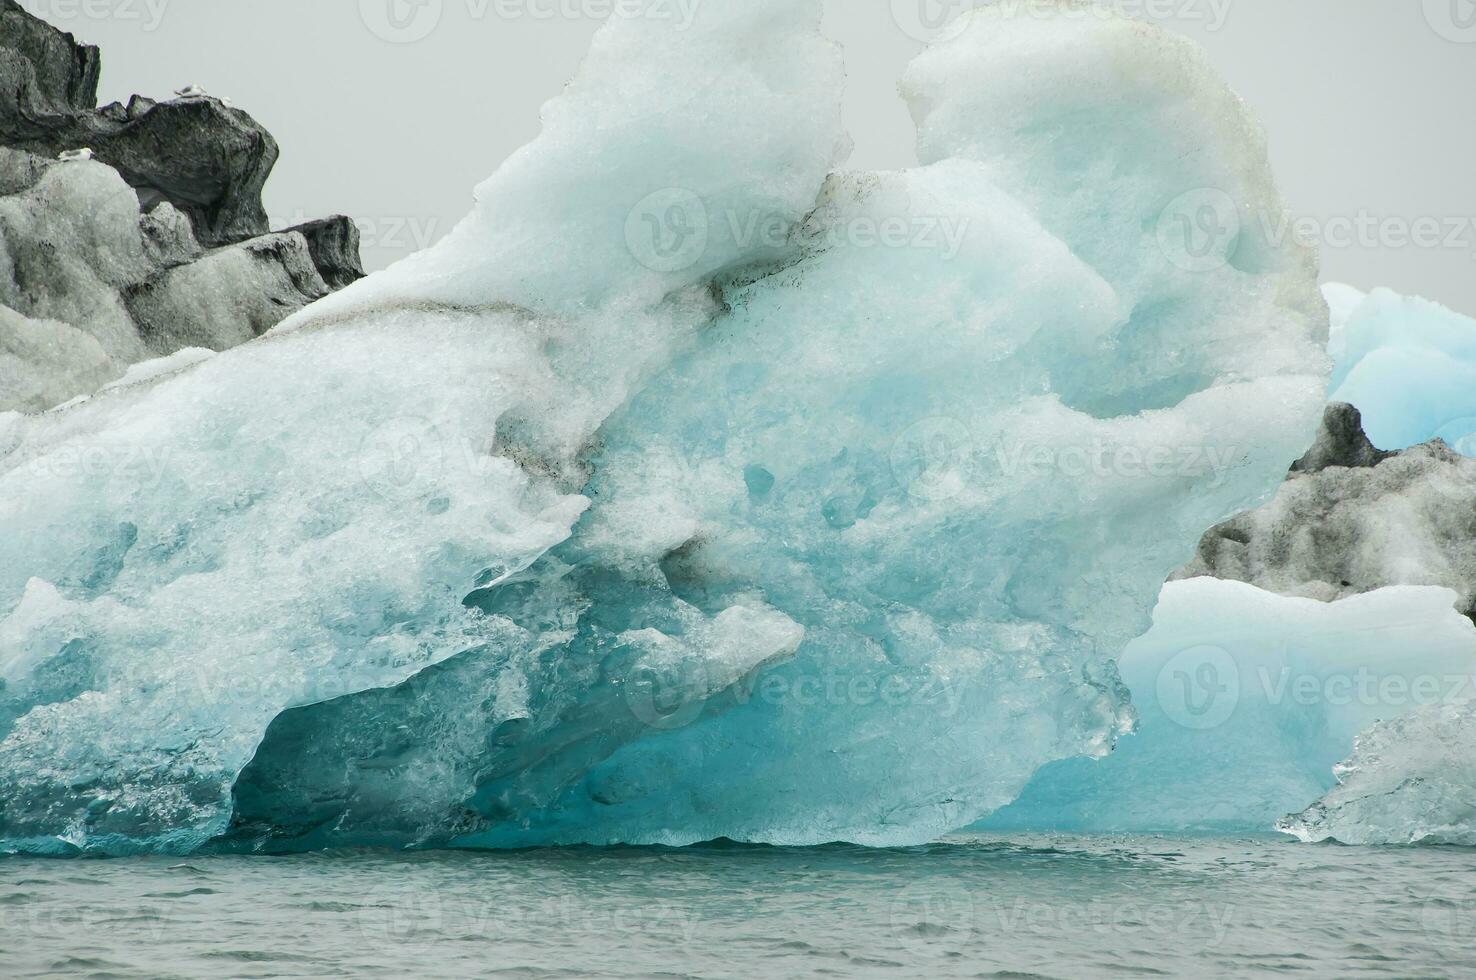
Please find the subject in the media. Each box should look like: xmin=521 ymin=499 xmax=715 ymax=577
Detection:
xmin=0 ymin=147 xmax=333 ymax=411
xmin=0 ymin=0 xmax=100 ymax=132
xmin=0 ymin=1 xmax=363 ymax=413
xmin=1287 ymin=401 xmax=1396 ymax=473
xmin=1 ymin=0 xmax=280 ymax=247
xmin=286 ymin=216 xmax=366 ymax=290
xmin=1175 ymin=402 xmax=1476 ymax=621
xmin=126 ymin=232 xmax=330 ymax=353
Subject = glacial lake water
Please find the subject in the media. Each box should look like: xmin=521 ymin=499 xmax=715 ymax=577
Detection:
xmin=2 ymin=833 xmax=1473 ymax=978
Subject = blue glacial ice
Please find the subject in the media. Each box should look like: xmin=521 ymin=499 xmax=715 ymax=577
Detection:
xmin=986 ymin=338 xmax=1476 ymax=837
xmin=1326 ymin=283 xmax=1476 ymax=454
xmin=979 ymin=578 xmax=1476 ymax=834
xmin=0 ymin=0 xmax=1330 ymax=853
xmin=1279 ymin=700 xmax=1476 ymax=845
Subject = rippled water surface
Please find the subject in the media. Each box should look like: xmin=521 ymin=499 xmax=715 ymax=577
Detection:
xmin=3 ymin=834 xmax=1475 ymax=978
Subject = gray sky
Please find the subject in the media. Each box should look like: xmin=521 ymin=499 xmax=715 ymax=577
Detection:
xmin=28 ymin=0 xmax=1476 ymax=314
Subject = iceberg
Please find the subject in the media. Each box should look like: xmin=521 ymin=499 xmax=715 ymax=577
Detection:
xmin=0 ymin=0 xmax=1329 ymax=854
xmin=981 ymin=578 xmax=1476 ymax=833
xmin=1326 ymin=284 xmax=1476 ymax=454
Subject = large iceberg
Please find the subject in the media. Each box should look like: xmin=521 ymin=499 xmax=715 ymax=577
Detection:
xmin=0 ymin=1 xmax=1329 ymax=854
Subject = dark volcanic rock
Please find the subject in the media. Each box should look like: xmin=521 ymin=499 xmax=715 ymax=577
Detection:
xmin=1289 ymin=403 xmax=1395 ymax=474
xmin=0 ymin=2 xmax=367 ymax=412
xmin=1175 ymin=403 xmax=1476 ymax=621
xmin=0 ymin=0 xmax=275 ymax=247
xmin=0 ymin=0 xmax=361 ymax=265
xmin=76 ymin=97 xmax=280 ymax=248
xmin=287 ymin=216 xmax=366 ymax=290
xmin=0 ymin=0 xmax=100 ymax=132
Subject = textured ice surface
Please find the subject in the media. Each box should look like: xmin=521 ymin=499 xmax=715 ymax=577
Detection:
xmin=0 ymin=314 xmax=586 ymax=854
xmin=1280 ymin=702 xmax=1476 ymax=845
xmin=982 ymin=579 xmax=1476 ymax=833
xmin=1 ymin=1 xmax=1328 ymax=853
xmin=0 ymin=0 xmax=845 ymax=854
xmin=1326 ymin=284 xmax=1476 ymax=454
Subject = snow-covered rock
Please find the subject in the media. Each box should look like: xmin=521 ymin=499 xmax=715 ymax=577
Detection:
xmin=0 ymin=150 xmax=329 ymax=411
xmin=1177 ymin=402 xmax=1476 ymax=622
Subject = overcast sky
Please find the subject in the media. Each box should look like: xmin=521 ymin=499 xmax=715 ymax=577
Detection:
xmin=28 ymin=0 xmax=1476 ymax=314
